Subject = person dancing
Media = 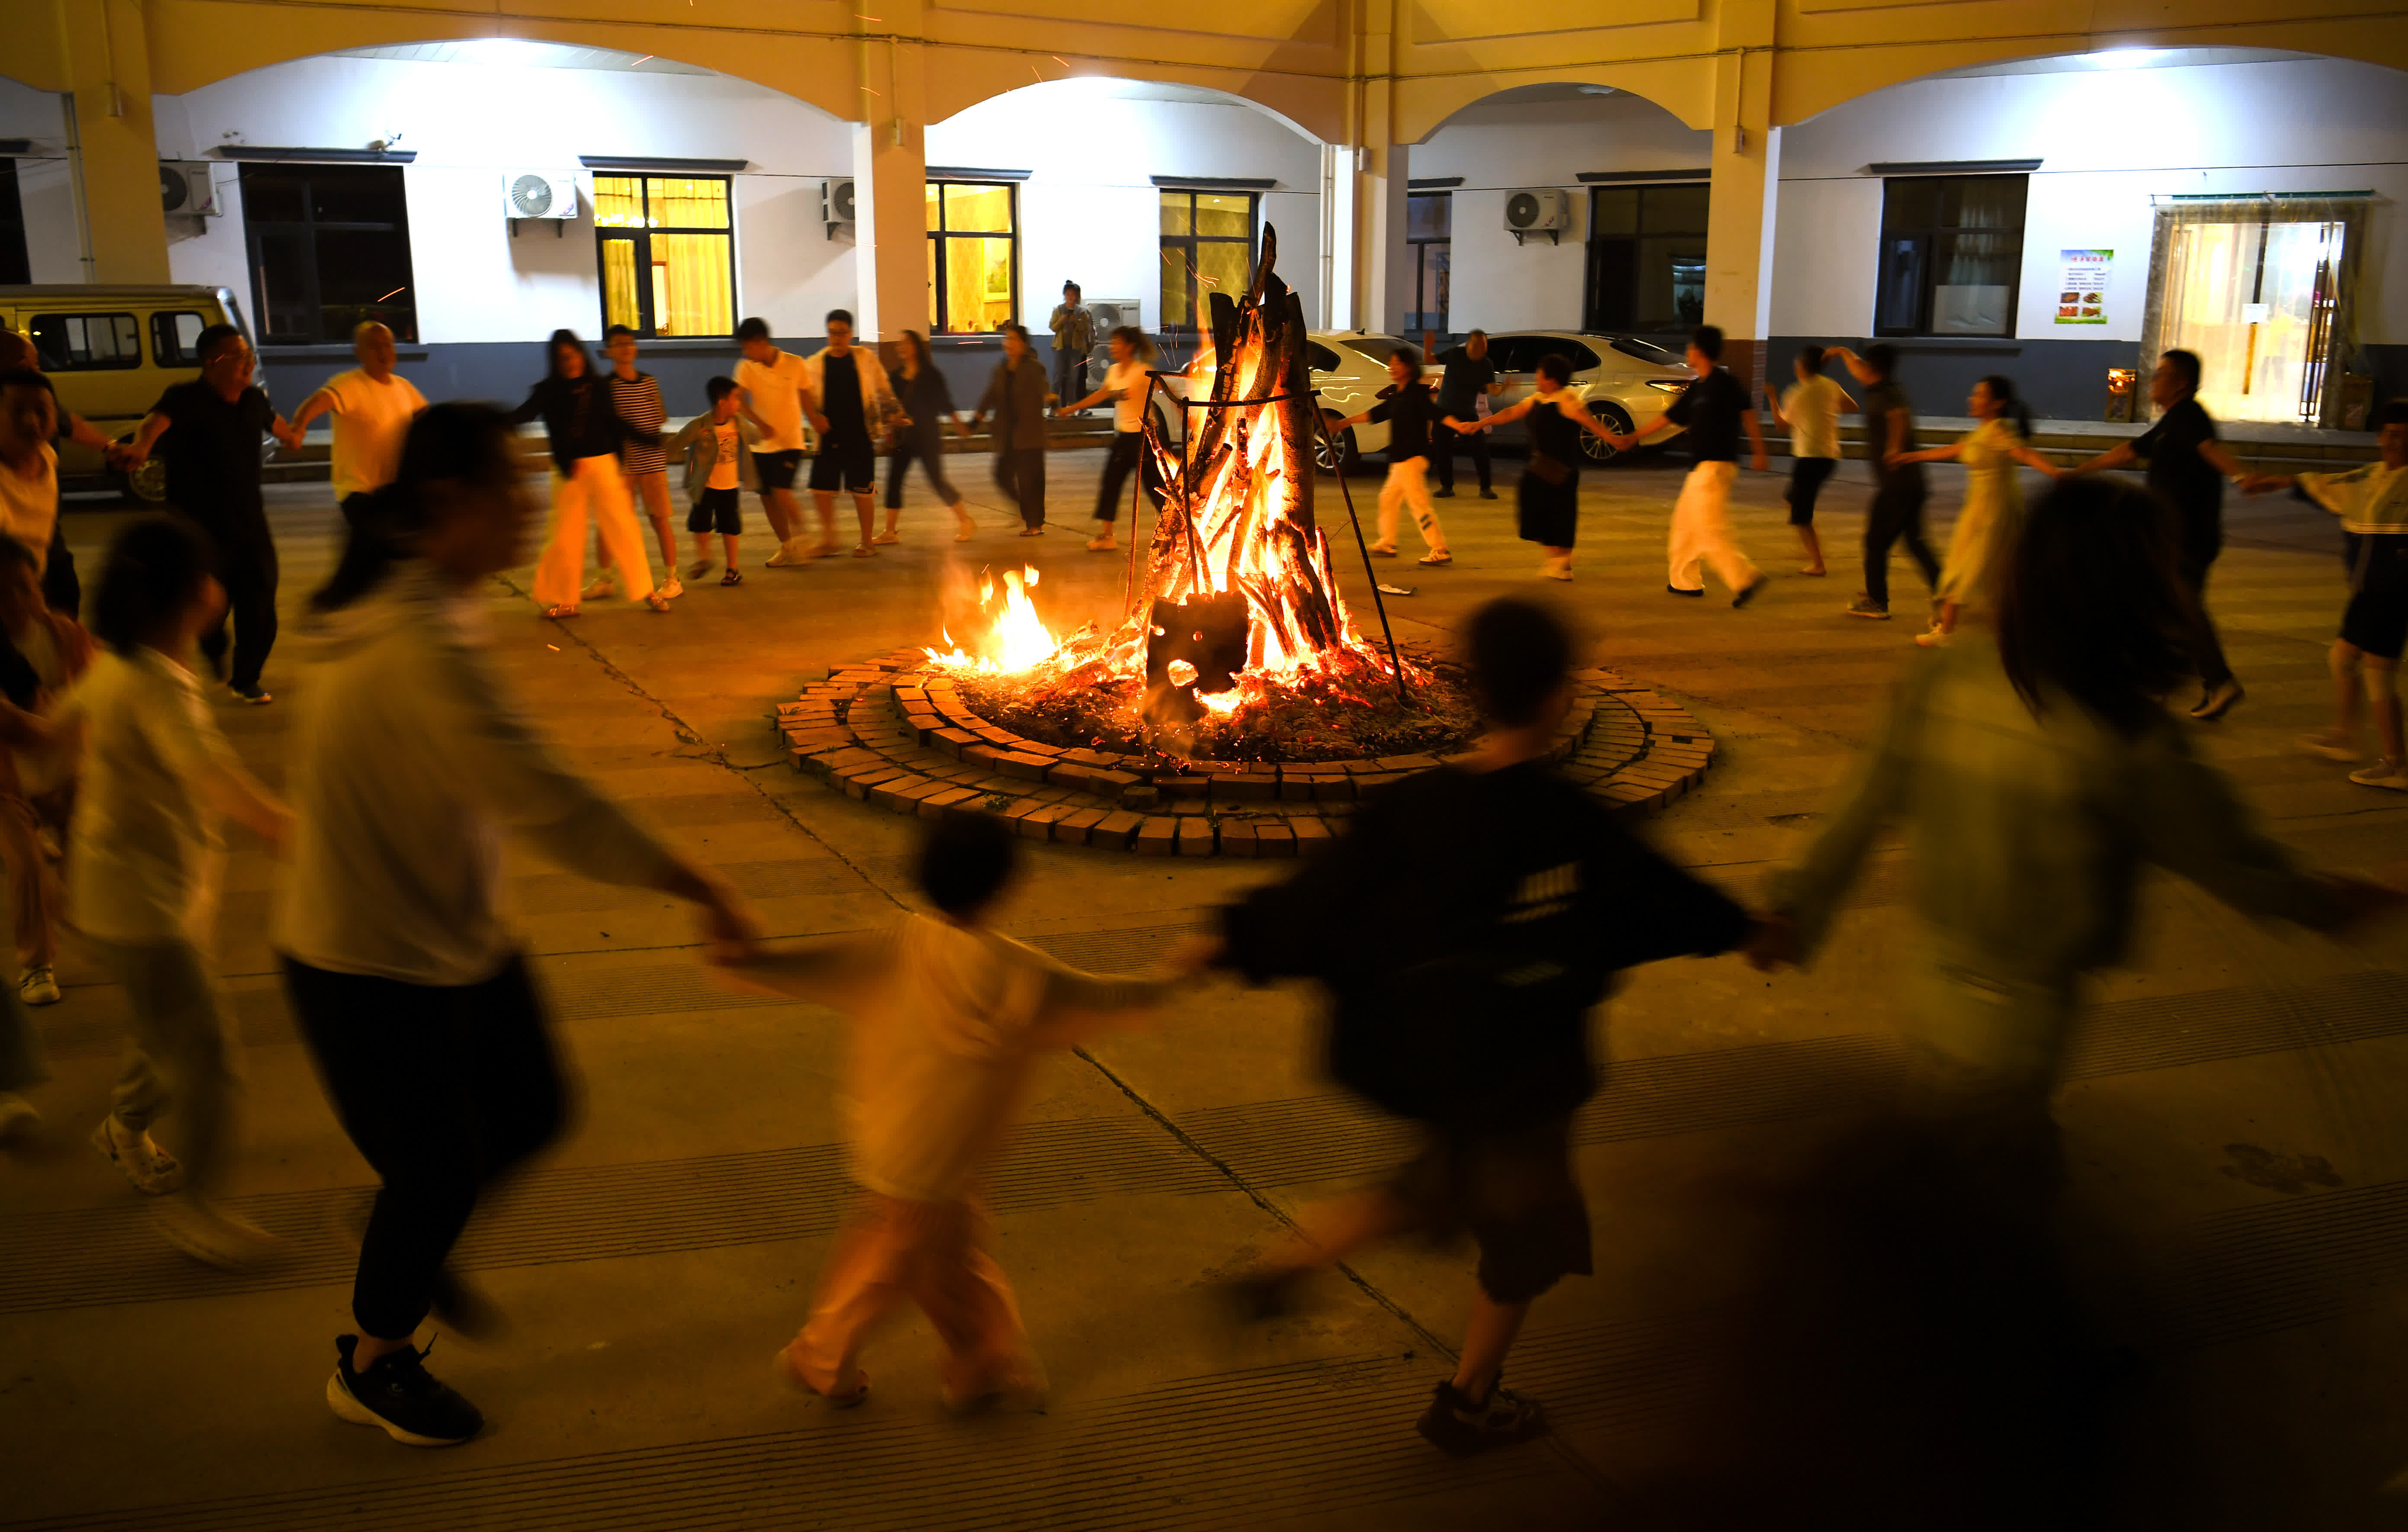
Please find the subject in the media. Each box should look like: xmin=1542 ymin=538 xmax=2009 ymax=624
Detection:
xmin=884 ymin=330 xmax=976 ymax=545
xmin=509 ymin=331 xmax=666 ymax=619
xmin=1885 ymin=376 xmax=2060 ymax=647
xmin=1455 ymin=353 xmax=1620 ymax=581
xmin=1610 ymin=325 xmax=1769 ymax=606
xmin=601 ymin=325 xmax=682 ymax=599
xmin=1059 ymin=326 xmax=1163 ymax=553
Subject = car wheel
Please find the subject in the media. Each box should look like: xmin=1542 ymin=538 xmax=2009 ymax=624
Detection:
xmin=1579 ymin=404 xmax=1635 ymax=464
xmin=118 ymin=456 xmax=170 ymax=505
xmin=1314 ymin=415 xmax=1360 ymax=475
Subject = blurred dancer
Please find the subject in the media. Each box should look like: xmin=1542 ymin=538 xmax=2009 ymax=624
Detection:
xmin=1333 ymin=344 xmax=1451 ymax=566
xmin=1611 ymin=325 xmax=1769 ymax=604
xmin=2245 ymin=398 xmax=2408 ymax=790
xmin=1828 ymin=344 xmax=1940 ymax=622
xmin=0 ymin=330 xmax=112 ymax=614
xmin=2068 ymin=349 xmax=2249 ymax=720
xmin=115 ymin=326 xmax=294 ymax=703
xmin=1430 ymin=330 xmax=1503 ymax=499
xmin=1059 ymin=326 xmax=1162 ymax=552
xmin=278 ymin=321 xmax=426 ymax=529
xmin=973 ymin=326 xmax=1050 ymax=536
xmin=1885 ymin=376 xmax=2059 ymax=647
xmin=71 ymin=516 xmax=291 ymax=1263
xmin=509 ymin=330 xmax=665 ymax=619
xmin=279 ymin=404 xmax=759 ymax=1447
xmin=663 ymin=377 xmax=757 ymax=586
xmin=1204 ymin=598 xmax=1755 ymax=1455
xmin=1457 ymin=354 xmax=1620 ymax=581
xmin=734 ymin=317 xmax=817 ymax=564
xmin=799 ymin=310 xmax=900 ymax=559
xmin=0 ymin=530 xmax=86 ymax=1009
xmin=732 ymin=812 xmax=1173 ymax=1413
xmin=884 ymin=330 xmax=976 ymax=545
xmin=601 ymin=325 xmax=681 ymax=598
xmin=1767 ymin=346 xmax=1854 ymax=576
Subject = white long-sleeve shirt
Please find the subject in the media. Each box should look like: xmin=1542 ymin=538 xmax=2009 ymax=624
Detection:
xmin=272 ymin=560 xmax=679 ymax=984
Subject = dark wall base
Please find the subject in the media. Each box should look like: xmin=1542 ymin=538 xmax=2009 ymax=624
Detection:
xmin=1771 ymin=336 xmax=2140 ymax=423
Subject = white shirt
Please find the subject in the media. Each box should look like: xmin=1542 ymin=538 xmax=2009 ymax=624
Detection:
xmin=1105 ymin=358 xmax=1149 ymax=434
xmin=273 ymin=560 xmax=678 ymax=984
xmin=0 ymin=444 xmax=57 ymax=571
xmin=1783 ymin=374 xmax=1844 ymax=461
xmin=319 ymin=368 xmax=427 ymax=501
xmin=64 ymin=649 xmax=264 ymax=947
xmin=705 ymin=421 xmax=742 ymax=490
xmin=735 ymin=351 xmax=810 ymax=452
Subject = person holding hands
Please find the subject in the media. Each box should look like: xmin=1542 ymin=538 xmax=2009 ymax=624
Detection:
xmin=1605 ymin=326 xmax=1769 ymax=606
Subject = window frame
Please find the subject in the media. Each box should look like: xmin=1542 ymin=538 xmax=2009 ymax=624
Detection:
xmin=1872 ymin=173 xmax=2029 ymax=339
xmin=151 ymin=310 xmax=210 ymax=368
xmin=925 ymin=178 xmax=1021 ymax=336
xmin=1404 ymin=190 xmax=1451 ymax=335
xmin=592 ymin=173 xmax=739 ymax=339
xmin=28 ymin=312 xmax=141 ymax=371
xmin=1582 ymin=182 xmax=1711 ymax=337
xmin=238 ymin=163 xmax=418 ymax=346
xmin=1157 ymin=188 xmax=1258 ymax=335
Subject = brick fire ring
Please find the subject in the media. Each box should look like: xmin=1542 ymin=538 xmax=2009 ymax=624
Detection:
xmin=774 ymin=651 xmax=1717 ymax=857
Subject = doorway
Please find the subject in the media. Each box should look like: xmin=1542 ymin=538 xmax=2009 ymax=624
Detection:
xmin=2143 ymin=196 xmax=2366 ymax=428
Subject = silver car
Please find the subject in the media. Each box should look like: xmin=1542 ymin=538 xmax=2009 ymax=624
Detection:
xmin=1303 ymin=330 xmax=1441 ymax=473
xmin=1478 ymin=331 xmax=1693 ymax=463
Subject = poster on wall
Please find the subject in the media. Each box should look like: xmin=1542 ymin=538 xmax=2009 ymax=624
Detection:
xmin=2055 ymin=249 xmax=2112 ymax=325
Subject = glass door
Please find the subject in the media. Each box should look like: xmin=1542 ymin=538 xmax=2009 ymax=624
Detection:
xmin=2158 ymin=217 xmax=2346 ymax=425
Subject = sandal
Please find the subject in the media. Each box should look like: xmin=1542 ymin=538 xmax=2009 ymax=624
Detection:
xmin=852 ymin=544 xmax=874 ymax=558
xmin=542 ymin=604 xmax=579 ymax=619
xmin=1418 ymin=551 xmax=1452 ymax=566
xmin=871 ymin=531 xmax=899 ymax=546
xmin=953 ymin=509 xmax=977 ymax=542
xmin=1018 ymin=526 xmax=1046 ymax=537
xmin=1366 ymin=543 xmax=1397 ymax=558
xmin=646 ymin=593 xmax=671 ymax=612
xmin=721 ymin=569 xmax=743 ymax=586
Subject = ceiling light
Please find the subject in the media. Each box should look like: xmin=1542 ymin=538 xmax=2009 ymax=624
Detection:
xmin=2088 ymin=48 xmax=2166 ymax=70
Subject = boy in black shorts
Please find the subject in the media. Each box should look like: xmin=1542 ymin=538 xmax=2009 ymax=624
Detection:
xmin=1200 ymin=598 xmax=1757 ymax=1455
xmin=2248 ymin=398 xmax=2408 ymax=790
xmin=667 ymin=377 xmax=756 ymax=586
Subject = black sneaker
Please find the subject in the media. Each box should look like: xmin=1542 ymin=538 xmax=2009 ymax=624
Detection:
xmin=1432 ymin=486 xmax=1456 ymax=498
xmin=1666 ymin=584 xmax=1704 ymax=598
xmin=327 ymin=1334 xmax=483 ymax=1446
xmin=229 ymin=685 xmax=273 ymax=705
xmin=1478 ymin=488 xmax=1498 ymax=499
xmin=1415 ymin=1377 xmax=1549 ymax=1456
xmin=1732 ymin=576 xmax=1767 ymax=609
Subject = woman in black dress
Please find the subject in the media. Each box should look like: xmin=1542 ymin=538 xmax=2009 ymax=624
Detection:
xmin=1451 ymin=353 xmax=1620 ymax=581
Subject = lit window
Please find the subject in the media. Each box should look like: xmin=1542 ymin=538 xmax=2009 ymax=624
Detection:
xmin=594 ymin=176 xmax=735 ymax=339
xmin=925 ymin=180 xmax=1018 ymax=334
xmin=1158 ymin=190 xmax=1256 ymax=333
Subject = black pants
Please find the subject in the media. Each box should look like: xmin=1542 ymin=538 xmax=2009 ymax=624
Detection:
xmin=197 ymin=535 xmax=279 ymax=693
xmin=41 ymin=521 xmax=77 ymax=618
xmin=885 ymin=429 xmax=960 ymax=510
xmin=1863 ymin=483 xmax=1940 ymax=610
xmin=1094 ymin=430 xmax=1161 ymax=524
xmin=1433 ymin=420 xmax=1491 ymax=493
xmin=994 ymin=447 xmax=1046 ymax=529
xmin=2178 ymin=547 xmax=2235 ymax=690
xmin=1052 ymin=351 xmax=1086 ymax=410
xmin=285 ymin=953 xmax=567 ymax=1341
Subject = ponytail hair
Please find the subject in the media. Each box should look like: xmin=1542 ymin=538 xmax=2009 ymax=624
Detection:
xmin=1979 ymin=373 xmax=2034 ymax=440
xmin=312 ymin=402 xmax=519 ymax=613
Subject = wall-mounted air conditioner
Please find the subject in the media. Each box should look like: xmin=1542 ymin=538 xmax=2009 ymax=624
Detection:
xmin=823 ymin=178 xmax=855 ymax=238
xmin=504 ymin=170 xmax=579 ymax=221
xmin=1505 ymin=188 xmax=1571 ymax=246
xmin=160 ymin=162 xmax=221 ymax=218
xmin=1083 ymin=297 xmax=1142 ymax=369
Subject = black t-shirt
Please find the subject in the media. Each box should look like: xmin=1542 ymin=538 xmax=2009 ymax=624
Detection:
xmin=152 ymin=381 xmax=272 ymax=516
xmin=1367 ymin=383 xmax=1440 ymax=462
xmin=2135 ymin=397 xmax=2224 ymax=546
xmin=1861 ymin=380 xmax=1924 ymax=490
xmin=1435 ymin=349 xmax=1496 ymax=416
xmin=1664 ymin=366 xmax=1751 ymax=463
xmin=820 ymin=353 xmax=867 ymax=443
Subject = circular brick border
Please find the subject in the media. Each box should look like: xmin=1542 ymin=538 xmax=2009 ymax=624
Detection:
xmin=773 ymin=651 xmax=1716 ymax=857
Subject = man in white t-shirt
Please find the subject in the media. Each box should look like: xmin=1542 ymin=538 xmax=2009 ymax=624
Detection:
xmin=0 ymin=372 xmax=59 ymax=573
xmin=279 ymin=323 xmax=428 ymax=524
xmin=733 ymin=316 xmax=816 ymax=566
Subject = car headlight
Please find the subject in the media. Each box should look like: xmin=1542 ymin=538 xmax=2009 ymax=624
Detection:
xmin=1645 ymin=379 xmax=1688 ymax=393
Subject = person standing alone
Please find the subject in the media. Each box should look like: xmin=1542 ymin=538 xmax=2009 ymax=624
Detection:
xmin=1047 ymin=283 xmax=1092 ymax=416
xmin=115 ymin=326 xmax=295 ymax=704
xmin=1431 ymin=330 xmax=1504 ymax=499
xmin=279 ymin=321 xmax=426 ymax=531
xmin=1612 ymin=325 xmax=1769 ymax=605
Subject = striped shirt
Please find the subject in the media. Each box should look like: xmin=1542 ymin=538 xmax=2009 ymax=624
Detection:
xmin=608 ymin=371 xmax=667 ymax=476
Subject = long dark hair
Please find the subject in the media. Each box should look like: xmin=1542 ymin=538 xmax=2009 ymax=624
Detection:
xmin=898 ymin=329 xmax=931 ymax=375
xmin=546 ymin=329 xmax=591 ymax=380
xmin=1996 ymin=477 xmax=2189 ymax=739
xmin=313 ymin=403 xmax=518 ymax=613
xmin=92 ymin=515 xmax=217 ymax=657
xmin=1978 ymin=373 xmax=2034 ymax=440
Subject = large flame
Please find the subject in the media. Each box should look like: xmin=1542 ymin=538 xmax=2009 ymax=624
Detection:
xmin=922 ymin=565 xmax=1061 ymax=674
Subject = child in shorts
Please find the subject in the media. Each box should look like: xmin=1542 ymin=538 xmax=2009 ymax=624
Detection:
xmin=666 ymin=377 xmax=756 ymax=587
xmin=1769 ymin=345 xmax=1852 ymax=577
xmin=720 ymin=812 xmax=1181 ymax=1412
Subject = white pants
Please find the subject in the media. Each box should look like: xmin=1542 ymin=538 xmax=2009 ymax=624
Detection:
xmin=1376 ymin=458 xmax=1445 ymax=553
xmin=535 ymin=455 xmax=655 ymax=607
xmin=1666 ymin=461 xmax=1756 ymax=594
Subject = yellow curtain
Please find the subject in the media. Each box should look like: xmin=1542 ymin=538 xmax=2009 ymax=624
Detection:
xmin=652 ymin=233 xmax=732 ymax=336
xmin=593 ymin=176 xmax=644 ymax=229
xmin=645 ymin=177 xmax=729 ymax=230
xmin=602 ymin=239 xmax=641 ymax=332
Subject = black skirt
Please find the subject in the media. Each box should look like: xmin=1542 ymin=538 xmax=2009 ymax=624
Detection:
xmin=1517 ymin=472 xmax=1579 ymax=548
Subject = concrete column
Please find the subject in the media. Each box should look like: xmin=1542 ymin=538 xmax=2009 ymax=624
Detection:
xmin=1704 ymin=1 xmax=1777 ymax=401
xmin=848 ymin=22 xmax=929 ymax=341
xmin=61 ymin=0 xmax=170 ymax=283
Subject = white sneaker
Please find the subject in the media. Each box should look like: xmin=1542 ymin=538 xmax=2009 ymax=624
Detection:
xmin=581 ymin=574 xmax=618 ymax=602
xmin=92 ymin=1116 xmax=186 ymax=1194
xmin=658 ymin=578 xmax=684 ymax=600
xmin=2349 ymin=757 xmax=2408 ymax=791
xmin=151 ymin=1196 xmax=278 ymax=1269
xmin=765 ymin=539 xmax=813 ymax=567
xmin=18 ymin=965 xmax=59 ymax=1006
xmin=0 ymin=1093 xmax=37 ymax=1142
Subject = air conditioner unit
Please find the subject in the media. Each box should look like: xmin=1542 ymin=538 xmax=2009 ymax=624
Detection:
xmin=822 ymin=178 xmax=855 ymax=238
xmin=1505 ymin=187 xmax=1570 ymax=246
xmin=503 ymin=170 xmax=579 ymax=221
xmin=1084 ymin=298 xmax=1143 ymax=369
xmin=160 ymin=161 xmax=221 ymax=218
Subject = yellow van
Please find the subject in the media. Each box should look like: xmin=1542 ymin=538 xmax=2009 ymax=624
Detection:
xmin=0 ymin=284 xmax=254 ymax=502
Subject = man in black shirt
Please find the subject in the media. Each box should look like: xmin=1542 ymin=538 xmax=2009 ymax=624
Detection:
xmin=1334 ymin=346 xmax=1452 ymax=564
xmin=1616 ymin=325 xmax=1769 ymax=605
xmin=2069 ymin=348 xmax=2248 ymax=719
xmin=1828 ymin=343 xmax=1941 ymax=621
xmin=802 ymin=310 xmax=900 ymax=557
xmin=1431 ymin=330 xmax=1502 ymax=499
xmin=117 ymin=324 xmax=292 ymax=704
xmin=1203 ymin=598 xmax=1754 ymax=1455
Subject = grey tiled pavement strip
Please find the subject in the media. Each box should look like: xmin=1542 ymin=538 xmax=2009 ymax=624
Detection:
xmin=5 ymin=442 xmax=2407 ymax=1528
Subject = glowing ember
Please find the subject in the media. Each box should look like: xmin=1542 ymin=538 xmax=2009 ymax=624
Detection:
xmin=922 ymin=564 xmax=1062 ymax=673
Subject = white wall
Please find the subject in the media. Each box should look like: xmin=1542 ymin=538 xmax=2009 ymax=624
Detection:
xmin=1773 ymin=56 xmax=2408 ymax=343
xmin=152 ymin=54 xmax=857 ymax=343
xmin=1 ymin=76 xmax=89 ymax=282
xmin=1411 ymin=91 xmax=1711 ymax=333
xmin=926 ymin=81 xmax=1325 ymax=330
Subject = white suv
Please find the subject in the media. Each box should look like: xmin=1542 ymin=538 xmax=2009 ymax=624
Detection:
xmin=1479 ymin=331 xmax=1694 ymax=463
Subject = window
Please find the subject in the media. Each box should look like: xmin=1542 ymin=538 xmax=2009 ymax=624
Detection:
xmin=1405 ymin=192 xmax=1451 ymax=334
xmin=29 ymin=313 xmax=140 ymax=370
xmin=594 ymin=176 xmax=735 ymax=338
xmin=1305 ymin=341 xmax=1342 ymax=373
xmin=0 ymin=161 xmax=28 ymax=286
xmin=1874 ymin=174 xmax=2027 ymax=338
xmin=1584 ymin=183 xmax=1709 ymax=335
xmin=151 ymin=311 xmax=209 ymax=367
xmin=1158 ymin=189 xmax=1256 ymax=333
xmin=1483 ymin=336 xmax=1600 ymax=377
xmin=925 ymin=180 xmax=1018 ymax=335
xmin=240 ymin=164 xmax=416 ymax=345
